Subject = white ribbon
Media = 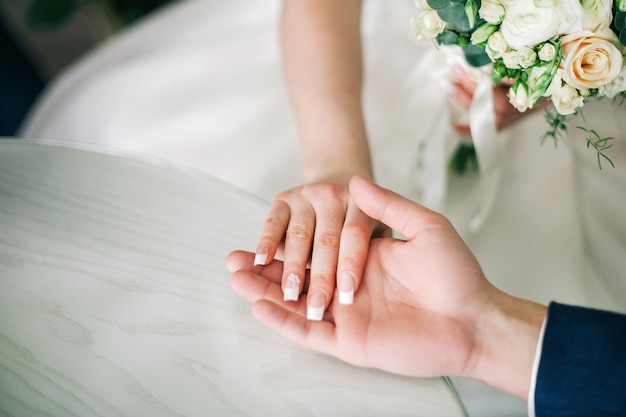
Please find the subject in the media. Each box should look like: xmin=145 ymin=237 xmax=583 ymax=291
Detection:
xmin=468 ymin=72 xmax=501 ymax=232
xmin=401 ymin=47 xmax=502 ymax=234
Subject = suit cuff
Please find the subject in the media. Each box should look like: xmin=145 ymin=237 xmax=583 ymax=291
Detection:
xmin=527 ymin=314 xmax=548 ymax=417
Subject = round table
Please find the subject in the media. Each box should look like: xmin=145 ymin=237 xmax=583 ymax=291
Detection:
xmin=0 ymin=139 xmax=467 ymax=416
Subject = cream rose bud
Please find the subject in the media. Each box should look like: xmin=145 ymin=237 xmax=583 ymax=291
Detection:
xmin=517 ymin=46 xmax=538 ymax=68
xmin=550 ymin=82 xmax=585 ymax=114
xmin=502 ymin=50 xmax=520 ymax=68
xmin=561 ymin=29 xmax=623 ymax=90
xmin=479 ymin=0 xmax=506 ymax=24
xmin=486 ymin=31 xmax=509 ymax=59
xmin=410 ymin=11 xmax=445 ymax=40
xmin=538 ymin=43 xmax=557 ymax=61
xmin=508 ymin=83 xmax=531 ymax=111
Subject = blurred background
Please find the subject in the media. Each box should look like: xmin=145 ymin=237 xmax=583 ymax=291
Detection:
xmin=0 ymin=0 xmax=177 ymax=136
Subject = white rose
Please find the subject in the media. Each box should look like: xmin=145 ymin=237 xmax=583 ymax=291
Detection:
xmin=598 ymin=65 xmax=626 ymax=98
xmin=561 ymin=29 xmax=624 ymax=90
xmin=517 ymin=46 xmax=538 ymax=68
xmin=479 ymin=0 xmax=506 ymax=24
xmin=579 ymin=0 xmax=613 ymax=30
xmin=500 ymin=0 xmax=560 ymax=49
xmin=508 ymin=83 xmax=531 ymax=112
xmin=414 ymin=0 xmax=430 ymax=10
xmin=500 ymin=0 xmax=583 ymax=49
xmin=553 ymin=0 xmax=585 ymax=33
xmin=502 ymin=50 xmax=520 ymax=68
xmin=410 ymin=11 xmax=446 ymax=40
xmin=550 ymin=82 xmax=585 ymax=114
xmin=486 ymin=31 xmax=509 ymax=59
xmin=538 ymin=42 xmax=557 ymax=61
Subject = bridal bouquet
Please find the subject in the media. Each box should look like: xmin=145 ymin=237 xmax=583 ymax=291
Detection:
xmin=411 ymin=0 xmax=626 ymax=169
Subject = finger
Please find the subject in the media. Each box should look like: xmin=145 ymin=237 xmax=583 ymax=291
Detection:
xmin=449 ymin=82 xmax=474 ymax=111
xmin=305 ymin=197 xmax=347 ymax=319
xmin=251 ymin=299 xmax=337 ymax=355
xmin=226 ymin=250 xmax=284 ymax=281
xmin=452 ymin=65 xmax=478 ymax=94
xmin=231 ymin=269 xmax=308 ymax=316
xmin=281 ymin=202 xmax=316 ymax=303
xmin=349 ymin=176 xmax=447 ymax=241
xmin=452 ymin=124 xmax=472 ymax=137
xmin=255 ymin=199 xmax=291 ymax=266
xmin=335 ymin=200 xmax=376 ymax=305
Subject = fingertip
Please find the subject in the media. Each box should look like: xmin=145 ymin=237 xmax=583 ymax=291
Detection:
xmin=338 ymin=273 xmax=355 ymax=305
xmin=226 ymin=250 xmax=254 ymax=272
xmin=254 ymin=252 xmax=268 ymax=266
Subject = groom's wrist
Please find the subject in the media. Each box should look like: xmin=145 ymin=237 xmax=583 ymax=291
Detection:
xmin=467 ymin=290 xmax=547 ymax=401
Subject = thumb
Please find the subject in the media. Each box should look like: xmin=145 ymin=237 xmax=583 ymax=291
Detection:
xmin=348 ymin=176 xmax=444 ymax=240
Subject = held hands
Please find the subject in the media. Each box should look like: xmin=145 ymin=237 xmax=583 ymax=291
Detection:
xmin=229 ymin=176 xmax=499 ymax=382
xmin=252 ymin=180 xmax=387 ymax=321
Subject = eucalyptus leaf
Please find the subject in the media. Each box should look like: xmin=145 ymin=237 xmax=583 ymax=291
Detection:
xmin=428 ymin=0 xmax=450 ymax=10
xmin=463 ymin=43 xmax=491 ymax=67
xmin=438 ymin=4 xmax=466 ymax=23
xmin=27 ymin=0 xmax=78 ymax=28
xmin=437 ymin=31 xmax=459 ymax=45
xmin=620 ymin=29 xmax=626 ymax=46
xmin=615 ymin=11 xmax=626 ymax=30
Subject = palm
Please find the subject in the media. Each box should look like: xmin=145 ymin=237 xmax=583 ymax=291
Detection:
xmin=329 ymin=228 xmax=489 ymax=378
xmin=229 ymin=223 xmax=490 ymax=379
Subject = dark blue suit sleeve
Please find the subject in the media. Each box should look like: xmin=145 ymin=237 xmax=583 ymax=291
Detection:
xmin=535 ymin=302 xmax=626 ymax=417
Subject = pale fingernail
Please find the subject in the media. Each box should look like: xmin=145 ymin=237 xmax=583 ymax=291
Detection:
xmin=254 ymin=253 xmax=268 ymax=266
xmin=306 ymin=291 xmax=326 ymax=321
xmin=338 ymin=274 xmax=355 ymax=305
xmin=283 ymin=273 xmax=301 ymax=301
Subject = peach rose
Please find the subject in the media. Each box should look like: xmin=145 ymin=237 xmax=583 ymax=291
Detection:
xmin=560 ymin=29 xmax=624 ymax=90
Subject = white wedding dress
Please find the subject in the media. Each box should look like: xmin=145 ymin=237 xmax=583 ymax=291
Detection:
xmin=20 ymin=1 xmax=626 ymax=415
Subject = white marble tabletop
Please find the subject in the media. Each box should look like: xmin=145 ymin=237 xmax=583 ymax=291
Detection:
xmin=0 ymin=139 xmax=467 ymax=417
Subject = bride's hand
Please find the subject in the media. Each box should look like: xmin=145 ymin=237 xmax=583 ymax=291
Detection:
xmin=253 ymin=181 xmax=386 ymax=320
xmin=449 ymin=65 xmax=549 ymax=137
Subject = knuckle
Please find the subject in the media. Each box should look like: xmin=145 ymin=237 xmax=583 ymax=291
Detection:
xmin=303 ymin=183 xmax=346 ymax=203
xmin=316 ymin=232 xmax=340 ymax=251
xmin=287 ymin=224 xmax=313 ymax=242
xmin=308 ymin=273 xmax=334 ymax=291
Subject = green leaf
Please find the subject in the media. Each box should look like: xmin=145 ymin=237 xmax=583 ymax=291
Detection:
xmin=463 ymin=43 xmax=491 ymax=67
xmin=438 ymin=4 xmax=466 ymax=23
xmin=614 ymin=11 xmax=626 ymax=30
xmin=437 ymin=31 xmax=459 ymax=45
xmin=27 ymin=0 xmax=78 ymax=28
xmin=428 ymin=0 xmax=450 ymax=10
xmin=448 ymin=142 xmax=478 ymax=174
xmin=620 ymin=29 xmax=626 ymax=47
xmin=465 ymin=0 xmax=478 ymax=29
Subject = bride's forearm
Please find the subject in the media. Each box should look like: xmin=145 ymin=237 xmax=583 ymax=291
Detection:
xmin=280 ymin=0 xmax=372 ymax=184
xmin=466 ymin=289 xmax=547 ymax=401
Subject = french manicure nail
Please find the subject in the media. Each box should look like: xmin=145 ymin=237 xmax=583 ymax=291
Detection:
xmin=283 ymin=273 xmax=301 ymax=301
xmin=254 ymin=253 xmax=268 ymax=266
xmin=307 ymin=291 xmax=326 ymax=321
xmin=338 ymin=273 xmax=355 ymax=305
